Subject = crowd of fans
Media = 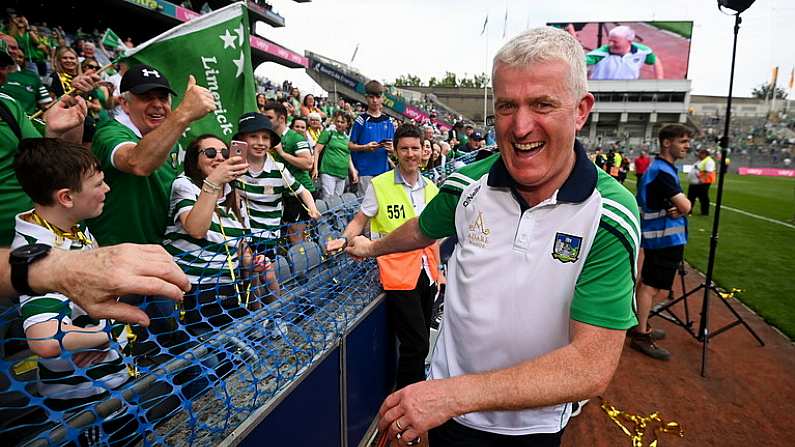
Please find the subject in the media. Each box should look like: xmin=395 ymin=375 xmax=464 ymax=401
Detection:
xmin=0 ymin=9 xmax=493 ymax=439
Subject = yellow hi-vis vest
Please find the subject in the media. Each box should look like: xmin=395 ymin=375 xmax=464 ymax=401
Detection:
xmin=697 ymin=156 xmax=716 ymax=184
xmin=371 ymin=170 xmax=441 ymax=290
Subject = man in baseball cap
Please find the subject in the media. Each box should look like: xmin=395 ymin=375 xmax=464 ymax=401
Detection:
xmin=119 ymin=64 xmax=178 ymax=97
xmin=87 ymin=65 xmax=217 ymax=247
xmin=458 ymin=130 xmax=484 ymax=153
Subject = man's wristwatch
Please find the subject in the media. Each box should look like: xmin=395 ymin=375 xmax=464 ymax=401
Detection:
xmin=9 ymin=243 xmax=52 ymax=299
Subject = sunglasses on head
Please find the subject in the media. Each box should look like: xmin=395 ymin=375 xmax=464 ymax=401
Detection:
xmin=200 ymin=147 xmax=230 ymax=159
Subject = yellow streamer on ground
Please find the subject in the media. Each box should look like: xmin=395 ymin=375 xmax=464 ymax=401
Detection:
xmin=600 ymin=399 xmax=683 ymax=446
xmin=719 ymin=288 xmax=744 ymax=300
xmin=12 ymin=355 xmax=39 ymax=376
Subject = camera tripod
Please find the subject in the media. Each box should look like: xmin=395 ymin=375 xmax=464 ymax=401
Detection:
xmin=649 ymin=4 xmax=766 ymax=377
xmin=650 ymin=261 xmax=764 ymax=344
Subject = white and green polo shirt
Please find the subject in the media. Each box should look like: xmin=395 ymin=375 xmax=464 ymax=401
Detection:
xmin=236 ymin=155 xmax=305 ymax=248
xmin=586 ymin=43 xmax=656 ymax=80
xmin=418 ymin=141 xmax=639 ymax=435
xmin=12 ymin=213 xmax=130 ymax=401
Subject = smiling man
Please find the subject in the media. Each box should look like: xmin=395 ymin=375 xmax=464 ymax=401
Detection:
xmin=328 ymin=123 xmax=440 ymax=395
xmin=87 ymin=64 xmax=216 ymax=246
xmin=344 ymin=27 xmax=640 ymax=446
xmin=585 ymin=25 xmax=664 ymax=80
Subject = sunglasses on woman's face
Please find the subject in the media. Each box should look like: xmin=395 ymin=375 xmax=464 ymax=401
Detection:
xmin=83 ymin=64 xmax=100 ymax=70
xmin=200 ymin=147 xmax=230 ymax=159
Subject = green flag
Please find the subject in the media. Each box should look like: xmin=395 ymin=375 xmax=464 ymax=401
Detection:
xmin=123 ymin=2 xmax=256 ymax=144
xmin=101 ymin=28 xmax=125 ymax=50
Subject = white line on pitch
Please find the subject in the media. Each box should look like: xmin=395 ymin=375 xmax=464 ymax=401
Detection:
xmin=623 ymin=178 xmax=795 ymax=230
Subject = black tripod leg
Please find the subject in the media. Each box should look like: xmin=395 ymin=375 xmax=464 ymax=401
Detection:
xmin=701 ymin=324 xmax=709 ymax=377
xmin=710 ymin=287 xmax=765 ymax=346
xmin=679 ymin=262 xmax=692 ymax=326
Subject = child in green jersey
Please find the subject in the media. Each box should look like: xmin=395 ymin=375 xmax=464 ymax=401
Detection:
xmin=12 ymin=138 xmax=139 ymax=443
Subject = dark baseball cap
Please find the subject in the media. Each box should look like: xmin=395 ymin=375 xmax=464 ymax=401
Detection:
xmin=120 ymin=64 xmax=177 ymax=96
xmin=470 ymin=131 xmax=484 ymax=141
xmin=237 ymin=112 xmax=281 ymax=147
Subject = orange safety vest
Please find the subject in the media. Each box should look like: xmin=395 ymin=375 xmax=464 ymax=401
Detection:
xmin=697 ymin=156 xmax=716 ymax=184
xmin=370 ymin=170 xmax=440 ymax=290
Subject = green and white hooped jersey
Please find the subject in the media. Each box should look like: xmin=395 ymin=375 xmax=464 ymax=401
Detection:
xmin=586 ymin=43 xmax=656 ymax=80
xmin=162 ymin=175 xmax=250 ymax=285
xmin=418 ymin=142 xmax=639 ymax=435
xmin=12 ymin=214 xmax=130 ymax=401
xmin=236 ymin=156 xmax=305 ymax=247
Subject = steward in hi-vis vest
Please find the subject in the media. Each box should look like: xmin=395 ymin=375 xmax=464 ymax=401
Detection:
xmin=687 ymin=148 xmax=716 ymax=216
xmin=370 ymin=170 xmax=440 ymax=290
xmin=327 ymin=123 xmax=440 ymax=391
xmin=633 ymin=123 xmax=693 ymax=362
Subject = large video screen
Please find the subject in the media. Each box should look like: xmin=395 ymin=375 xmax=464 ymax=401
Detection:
xmin=547 ymin=21 xmax=693 ymax=81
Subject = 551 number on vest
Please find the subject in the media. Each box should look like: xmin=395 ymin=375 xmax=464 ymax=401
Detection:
xmin=386 ymin=204 xmax=406 ymax=220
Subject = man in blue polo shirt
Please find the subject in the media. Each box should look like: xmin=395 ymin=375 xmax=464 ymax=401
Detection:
xmin=349 ymin=80 xmax=395 ymax=195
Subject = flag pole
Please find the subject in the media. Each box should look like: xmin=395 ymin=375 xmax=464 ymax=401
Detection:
xmin=30 ymin=61 xmax=116 ymax=120
xmin=484 ymin=27 xmax=488 ymax=128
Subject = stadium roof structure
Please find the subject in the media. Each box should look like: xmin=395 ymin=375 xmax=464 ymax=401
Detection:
xmin=4 ymin=0 xmax=307 ymax=68
xmin=205 ymin=0 xmax=286 ymax=27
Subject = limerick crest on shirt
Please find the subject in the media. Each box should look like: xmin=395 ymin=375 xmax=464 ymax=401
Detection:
xmin=552 ymin=232 xmax=582 ymax=263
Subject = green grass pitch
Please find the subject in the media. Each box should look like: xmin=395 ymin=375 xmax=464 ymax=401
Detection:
xmin=625 ymin=172 xmax=795 ymax=338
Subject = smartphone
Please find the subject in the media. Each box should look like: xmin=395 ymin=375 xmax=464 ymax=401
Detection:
xmin=230 ymin=140 xmax=248 ymax=159
xmin=379 ymin=138 xmax=392 ymax=146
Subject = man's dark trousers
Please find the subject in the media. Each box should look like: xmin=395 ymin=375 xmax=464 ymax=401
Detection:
xmin=687 ymin=183 xmax=711 ymax=215
xmin=386 ymin=269 xmax=436 ymax=389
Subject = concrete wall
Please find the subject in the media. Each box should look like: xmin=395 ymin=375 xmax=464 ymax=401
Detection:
xmin=403 ymin=87 xmax=494 ymax=123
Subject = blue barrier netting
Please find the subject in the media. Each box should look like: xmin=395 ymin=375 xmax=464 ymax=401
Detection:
xmin=0 ymin=151 xmax=478 ymax=446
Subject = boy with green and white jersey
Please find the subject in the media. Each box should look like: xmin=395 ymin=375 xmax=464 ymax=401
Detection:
xmin=11 ymin=138 xmax=131 ymax=407
xmin=233 ymin=112 xmax=319 ymax=251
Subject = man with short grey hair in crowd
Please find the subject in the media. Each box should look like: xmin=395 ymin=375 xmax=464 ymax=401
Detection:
xmin=422 ymin=125 xmax=435 ymax=143
xmin=346 ymin=27 xmax=640 ymax=446
xmin=585 ymin=24 xmax=664 ymax=80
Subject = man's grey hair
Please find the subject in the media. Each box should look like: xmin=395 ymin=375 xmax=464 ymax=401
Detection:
xmin=492 ymin=27 xmax=588 ymax=100
xmin=609 ymin=25 xmax=635 ymax=42
xmin=307 ymin=111 xmax=322 ymax=121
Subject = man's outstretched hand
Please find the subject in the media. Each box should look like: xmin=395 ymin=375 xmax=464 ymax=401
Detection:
xmin=345 ymin=235 xmax=376 ymax=260
xmin=30 ymin=244 xmax=190 ymax=326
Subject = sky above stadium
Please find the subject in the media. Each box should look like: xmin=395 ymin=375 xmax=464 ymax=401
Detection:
xmin=254 ymin=0 xmax=795 ymax=98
